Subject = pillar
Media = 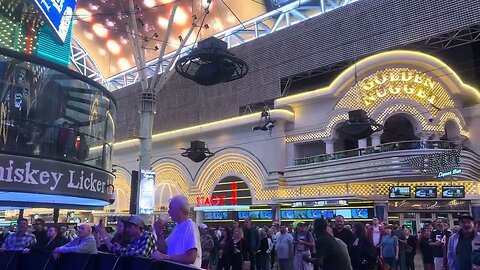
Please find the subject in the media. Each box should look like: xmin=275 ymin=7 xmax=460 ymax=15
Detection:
xmin=53 ymin=209 xmax=60 ymax=223
xmin=374 ymin=201 xmax=388 ymax=223
xmin=18 ymin=209 xmax=24 ymax=219
xmin=195 ymin=210 xmax=204 ymax=225
xmin=325 ymin=139 xmax=335 ymax=154
xmin=271 ymin=205 xmax=281 ymax=224
xmin=358 ymin=138 xmax=367 ymax=149
xmin=471 ymin=200 xmax=480 ymax=222
xmin=371 ymin=133 xmax=382 ymax=147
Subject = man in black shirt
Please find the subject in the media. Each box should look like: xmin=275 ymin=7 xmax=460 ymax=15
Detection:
xmin=32 ymin=218 xmax=48 ymax=246
xmin=429 ymin=219 xmax=451 ymax=270
xmin=333 ymin=215 xmax=355 ymax=247
xmin=304 ymin=218 xmax=351 ymax=270
xmin=243 ymin=218 xmax=260 ymax=270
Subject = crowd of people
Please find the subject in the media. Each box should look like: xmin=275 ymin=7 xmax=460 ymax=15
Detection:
xmin=2 ymin=205 xmax=480 ymax=270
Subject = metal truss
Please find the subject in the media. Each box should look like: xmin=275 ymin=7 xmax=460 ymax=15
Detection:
xmin=105 ymin=0 xmax=358 ymax=91
xmin=407 ymin=24 xmax=480 ymax=50
xmin=70 ymin=37 xmax=106 ymax=87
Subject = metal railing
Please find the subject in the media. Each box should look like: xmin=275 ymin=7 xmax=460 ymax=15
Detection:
xmin=293 ymin=140 xmax=457 ymax=166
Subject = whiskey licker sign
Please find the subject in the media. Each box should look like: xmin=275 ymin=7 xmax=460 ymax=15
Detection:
xmin=0 ymin=153 xmax=114 ymax=202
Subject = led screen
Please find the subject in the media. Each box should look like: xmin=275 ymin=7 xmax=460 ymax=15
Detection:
xmin=334 ymin=209 xmax=352 ymax=219
xmin=442 ymin=186 xmax=465 ymax=198
xmin=351 ymin=208 xmax=369 ymax=219
xmin=389 ymin=186 xmax=411 ymax=199
xmin=415 ymin=186 xmax=437 ymax=198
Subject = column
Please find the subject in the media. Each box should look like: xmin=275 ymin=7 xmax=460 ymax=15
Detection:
xmin=471 ymin=200 xmax=480 ymax=222
xmin=271 ymin=204 xmax=281 ymax=224
xmin=371 ymin=132 xmax=382 ymax=147
xmin=374 ymin=201 xmax=388 ymax=223
xmin=358 ymin=138 xmax=367 ymax=149
xmin=195 ymin=210 xmax=204 ymax=225
xmin=325 ymin=139 xmax=335 ymax=154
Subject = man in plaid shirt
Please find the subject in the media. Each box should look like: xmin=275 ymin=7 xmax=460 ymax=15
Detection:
xmin=0 ymin=218 xmax=36 ymax=251
xmin=113 ymin=215 xmax=156 ymax=258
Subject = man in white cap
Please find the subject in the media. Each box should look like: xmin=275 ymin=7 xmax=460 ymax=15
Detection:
xmin=112 ymin=215 xmax=157 ymax=258
xmin=52 ymin=224 xmax=97 ymax=259
xmin=152 ymin=195 xmax=202 ymax=267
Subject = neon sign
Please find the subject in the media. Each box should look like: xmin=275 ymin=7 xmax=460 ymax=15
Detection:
xmin=437 ymin=168 xmax=462 ymax=178
xmin=360 ymin=70 xmax=437 ymax=106
xmin=196 ymin=182 xmax=238 ymax=207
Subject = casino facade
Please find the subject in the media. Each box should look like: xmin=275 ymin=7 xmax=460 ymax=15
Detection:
xmin=109 ymin=50 xmax=480 ymax=233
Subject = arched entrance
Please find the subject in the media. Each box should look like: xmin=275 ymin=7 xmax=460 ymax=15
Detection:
xmin=381 ymin=114 xmax=419 ymax=144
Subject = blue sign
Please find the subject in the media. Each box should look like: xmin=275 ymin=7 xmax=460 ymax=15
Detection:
xmin=33 ymin=0 xmax=78 ymax=43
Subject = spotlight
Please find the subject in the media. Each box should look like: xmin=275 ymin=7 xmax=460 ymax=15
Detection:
xmin=181 ymin=141 xmax=214 ymax=163
xmin=175 ymin=37 xmax=249 ymax=86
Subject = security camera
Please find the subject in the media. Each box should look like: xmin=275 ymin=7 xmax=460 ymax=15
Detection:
xmin=429 ymin=118 xmax=433 ymax=123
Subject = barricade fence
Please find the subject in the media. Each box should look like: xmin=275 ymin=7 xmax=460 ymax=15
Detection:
xmin=0 ymin=251 xmax=200 ymax=270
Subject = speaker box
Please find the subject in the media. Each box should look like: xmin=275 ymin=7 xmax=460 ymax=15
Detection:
xmin=130 ymin=170 xmax=139 ymax=214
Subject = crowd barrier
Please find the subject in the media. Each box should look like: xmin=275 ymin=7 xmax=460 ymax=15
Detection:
xmin=0 ymin=251 xmax=201 ymax=270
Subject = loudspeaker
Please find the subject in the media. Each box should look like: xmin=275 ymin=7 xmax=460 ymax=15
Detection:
xmin=130 ymin=170 xmax=139 ymax=214
xmin=348 ymin=109 xmax=368 ymax=122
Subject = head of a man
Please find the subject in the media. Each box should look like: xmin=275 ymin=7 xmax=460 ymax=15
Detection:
xmin=244 ymin=218 xmax=252 ymax=229
xmin=314 ymin=218 xmax=329 ymax=235
xmin=232 ymin=220 xmax=239 ymax=230
xmin=199 ymin=224 xmax=208 ymax=235
xmin=78 ymin=224 xmax=92 ymax=239
xmin=459 ymin=216 xmax=474 ymax=234
xmin=168 ymin=195 xmax=190 ymax=223
xmin=280 ymin=225 xmax=287 ymax=234
xmin=47 ymin=226 xmax=58 ymax=240
xmin=335 ymin=215 xmax=345 ymax=231
xmin=297 ymin=222 xmax=306 ymax=232
xmin=372 ymin=218 xmax=379 ymax=226
xmin=33 ymin=218 xmax=45 ymax=232
xmin=124 ymin=215 xmax=144 ymax=238
xmin=17 ymin=218 xmax=28 ymax=235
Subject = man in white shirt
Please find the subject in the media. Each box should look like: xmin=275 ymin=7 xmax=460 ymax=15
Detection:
xmin=152 ymin=195 xmax=202 ymax=268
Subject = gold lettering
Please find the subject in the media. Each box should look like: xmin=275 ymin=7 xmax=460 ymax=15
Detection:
xmin=400 ymin=71 xmax=413 ymax=82
xmin=374 ymin=74 xmax=388 ymax=85
xmin=416 ymin=88 xmax=427 ymax=99
xmin=389 ymin=85 xmax=401 ymax=95
xmin=403 ymin=85 xmax=415 ymax=94
xmin=362 ymin=95 xmax=376 ymax=106
xmin=376 ymin=87 xmax=388 ymax=98
xmin=428 ymin=96 xmax=436 ymax=104
xmin=424 ymin=77 xmax=435 ymax=89
xmin=389 ymin=72 xmax=399 ymax=82
xmin=362 ymin=81 xmax=375 ymax=91
xmin=414 ymin=73 xmax=424 ymax=84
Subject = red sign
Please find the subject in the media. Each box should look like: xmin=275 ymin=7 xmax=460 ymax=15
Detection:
xmin=196 ymin=182 xmax=238 ymax=207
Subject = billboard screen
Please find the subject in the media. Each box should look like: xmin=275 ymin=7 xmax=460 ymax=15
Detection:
xmin=33 ymin=0 xmax=78 ymax=43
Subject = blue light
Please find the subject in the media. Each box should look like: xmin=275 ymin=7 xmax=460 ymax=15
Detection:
xmin=0 ymin=192 xmax=108 ymax=206
xmin=33 ymin=0 xmax=78 ymax=43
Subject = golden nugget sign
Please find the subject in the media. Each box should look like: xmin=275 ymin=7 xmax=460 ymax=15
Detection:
xmin=360 ymin=69 xmax=437 ymax=106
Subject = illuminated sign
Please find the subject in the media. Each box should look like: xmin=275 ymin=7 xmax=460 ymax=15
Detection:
xmin=33 ymin=0 xmax=77 ymax=43
xmin=138 ymin=170 xmax=155 ymax=214
xmin=437 ymin=168 xmax=462 ymax=178
xmin=360 ymin=70 xmax=437 ymax=106
xmin=196 ymin=182 xmax=238 ymax=207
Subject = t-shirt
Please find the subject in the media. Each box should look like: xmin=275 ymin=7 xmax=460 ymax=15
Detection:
xmin=372 ymin=226 xmax=381 ymax=246
xmin=381 ymin=235 xmax=398 ymax=258
xmin=275 ymin=232 xmax=293 ymax=259
xmin=430 ymin=230 xmax=450 ymax=258
xmin=334 ymin=238 xmax=353 ymax=270
xmin=334 ymin=228 xmax=355 ymax=247
xmin=167 ymin=219 xmax=202 ymax=268
xmin=316 ymin=233 xmax=350 ymax=270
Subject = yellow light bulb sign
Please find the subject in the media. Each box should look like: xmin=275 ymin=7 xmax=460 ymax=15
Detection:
xmin=360 ymin=70 xmax=437 ymax=107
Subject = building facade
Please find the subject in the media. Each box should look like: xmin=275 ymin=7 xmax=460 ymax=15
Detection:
xmin=108 ymin=50 xmax=480 ymax=232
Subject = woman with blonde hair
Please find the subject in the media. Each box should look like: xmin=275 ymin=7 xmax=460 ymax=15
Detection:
xmin=231 ymin=227 xmax=244 ymax=270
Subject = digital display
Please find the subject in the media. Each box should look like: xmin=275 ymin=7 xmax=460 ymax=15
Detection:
xmin=238 ymin=211 xmax=272 ymax=220
xmin=389 ymin=186 xmax=411 ymax=199
xmin=351 ymin=208 xmax=369 ymax=219
xmin=334 ymin=209 xmax=352 ymax=219
xmin=138 ymin=170 xmax=155 ymax=214
xmin=281 ymin=210 xmax=295 ymax=219
xmin=204 ymin=212 xmax=228 ymax=220
xmin=415 ymin=186 xmax=437 ymax=198
xmin=33 ymin=0 xmax=78 ymax=42
xmin=442 ymin=186 xmax=465 ymax=198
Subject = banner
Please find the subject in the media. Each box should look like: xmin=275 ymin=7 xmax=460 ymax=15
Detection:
xmin=0 ymin=153 xmax=114 ymax=203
